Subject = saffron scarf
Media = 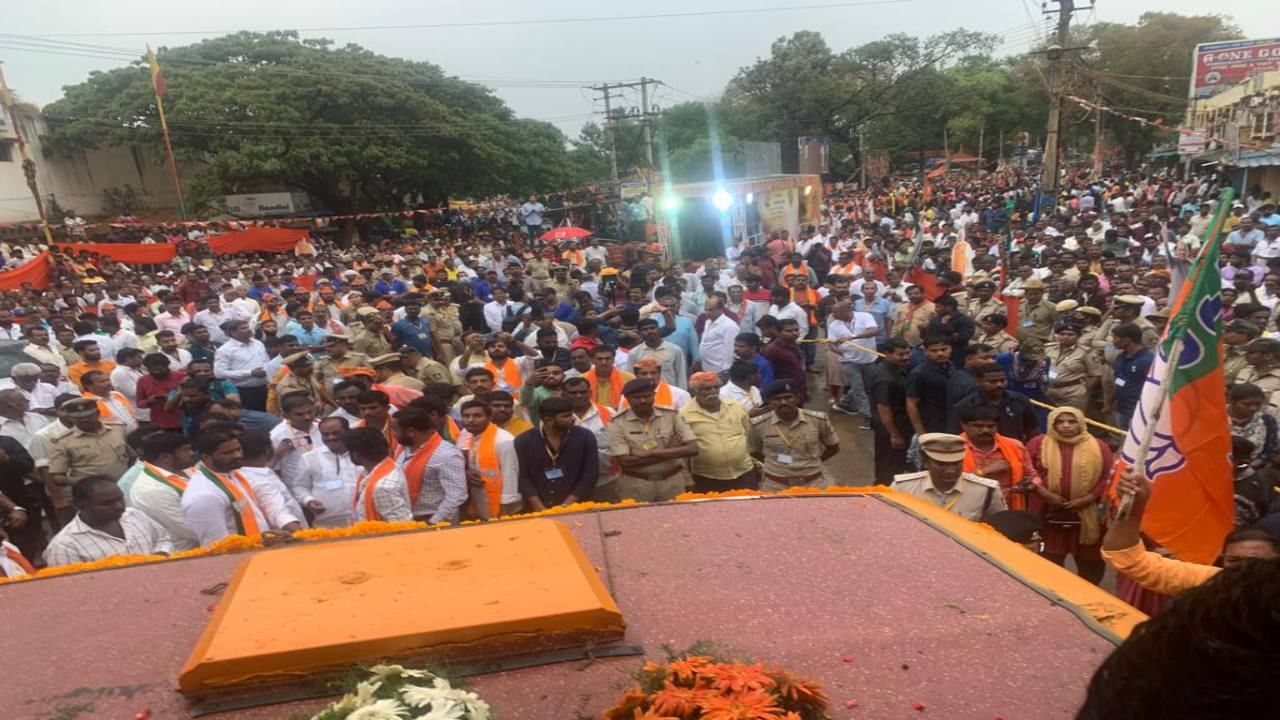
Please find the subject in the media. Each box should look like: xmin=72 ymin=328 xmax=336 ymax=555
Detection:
xmin=459 ymin=424 xmax=502 ymax=517
xmin=87 ymin=391 xmax=135 ymax=424
xmin=961 ymin=434 xmax=1028 ymax=510
xmin=485 ymin=357 xmax=524 ymax=392
xmin=1040 ymin=406 xmax=1104 ymax=545
xmin=402 ymin=433 xmax=444 ymax=506
xmin=587 ymin=367 xmax=624 ymax=407
xmin=353 ymin=457 xmax=399 ymax=522
xmin=195 ymin=463 xmax=263 ymax=536
xmin=3 ymin=542 xmax=34 ymax=575
xmin=142 ymin=461 xmax=188 ymax=495
xmin=621 ymin=382 xmax=674 ymax=409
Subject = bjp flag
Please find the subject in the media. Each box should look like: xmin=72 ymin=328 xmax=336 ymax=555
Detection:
xmin=1111 ymin=191 xmax=1235 ymax=564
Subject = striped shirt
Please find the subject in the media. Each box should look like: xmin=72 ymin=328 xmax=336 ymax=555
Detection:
xmin=397 ymin=439 xmax=468 ymax=523
xmin=43 ymin=508 xmax=174 ymax=567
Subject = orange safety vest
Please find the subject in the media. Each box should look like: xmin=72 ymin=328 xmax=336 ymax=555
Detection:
xmin=485 ymin=358 xmax=524 ymax=392
xmin=587 ymin=367 xmax=624 ymax=407
xmin=459 ymin=423 xmax=503 ymax=517
xmin=962 ymin=434 xmax=1027 ymax=510
xmin=195 ymin=463 xmax=264 ymax=536
xmin=87 ymin=391 xmax=136 ymax=424
xmin=353 ymin=457 xmax=399 ymax=522
xmin=402 ymin=433 xmax=444 ymax=507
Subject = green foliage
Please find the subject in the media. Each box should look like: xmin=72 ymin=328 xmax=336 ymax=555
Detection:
xmin=41 ymin=31 xmax=588 ymax=214
xmin=100 ymin=184 xmax=147 ymax=215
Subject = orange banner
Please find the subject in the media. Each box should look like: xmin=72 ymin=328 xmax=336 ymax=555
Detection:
xmin=207 ymin=227 xmax=308 ymax=255
xmin=55 ymin=242 xmax=177 ymax=265
xmin=0 ymin=251 xmax=53 ymax=291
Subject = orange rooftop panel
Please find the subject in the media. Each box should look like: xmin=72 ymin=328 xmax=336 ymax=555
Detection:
xmin=179 ymin=519 xmax=624 ymax=694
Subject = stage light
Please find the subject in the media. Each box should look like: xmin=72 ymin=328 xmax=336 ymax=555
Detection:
xmin=712 ymin=189 xmax=732 ymax=212
xmin=745 ymin=192 xmax=754 ymax=203
xmin=662 ymin=195 xmax=682 ymax=212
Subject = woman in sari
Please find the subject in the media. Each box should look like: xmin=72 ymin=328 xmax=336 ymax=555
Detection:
xmin=1026 ymin=406 xmax=1112 ymax=585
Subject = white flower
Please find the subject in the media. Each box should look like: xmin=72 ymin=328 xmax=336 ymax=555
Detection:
xmin=431 ymin=677 xmax=454 ymax=691
xmin=345 ymin=698 xmax=410 ymax=720
xmin=351 ymin=680 xmax=384 ymax=706
xmin=417 ymin=700 xmax=466 ymax=720
xmin=399 ymin=684 xmax=449 ymax=708
xmin=461 ymin=698 xmax=491 ymax=720
xmin=369 ymin=664 xmax=431 ymax=681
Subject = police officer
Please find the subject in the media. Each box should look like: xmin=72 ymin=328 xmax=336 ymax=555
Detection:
xmin=748 ymin=380 xmax=840 ymax=491
xmin=966 ymin=280 xmax=1003 ymax=323
xmin=1110 ymin=295 xmax=1160 ymax=349
xmin=606 ymin=378 xmax=699 ymax=502
xmin=891 ymin=433 xmax=1006 ymax=521
xmin=1044 ymin=322 xmax=1103 ymax=412
xmin=1016 ymin=276 xmax=1056 ymax=344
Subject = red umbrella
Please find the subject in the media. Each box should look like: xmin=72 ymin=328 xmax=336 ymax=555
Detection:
xmin=539 ymin=226 xmax=591 ymax=242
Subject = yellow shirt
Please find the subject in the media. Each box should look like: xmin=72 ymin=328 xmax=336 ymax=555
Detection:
xmin=679 ymin=399 xmax=754 ymax=480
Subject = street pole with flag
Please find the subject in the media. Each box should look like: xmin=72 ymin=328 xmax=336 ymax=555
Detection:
xmin=147 ymin=46 xmax=186 ymax=220
xmin=1111 ymin=188 xmax=1235 ymax=564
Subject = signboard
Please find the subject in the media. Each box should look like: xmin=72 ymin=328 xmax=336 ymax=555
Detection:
xmin=222 ymin=192 xmax=310 ymax=217
xmin=1177 ymin=128 xmax=1207 ymax=156
xmin=759 ymin=188 xmax=800 ymax=240
xmin=1192 ymin=38 xmax=1280 ymax=99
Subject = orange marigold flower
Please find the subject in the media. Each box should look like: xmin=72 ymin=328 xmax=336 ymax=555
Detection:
xmin=650 ymin=681 xmax=710 ymax=718
xmin=667 ymin=656 xmax=714 ymax=684
xmin=603 ymin=688 xmax=650 ymax=720
xmin=705 ymin=662 xmax=776 ymax=694
xmin=631 ymin=707 xmax=682 ymax=720
xmin=698 ymin=690 xmax=786 ymax=720
xmin=771 ymin=670 xmax=829 ymax=711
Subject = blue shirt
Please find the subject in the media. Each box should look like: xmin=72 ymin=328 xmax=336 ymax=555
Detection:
xmin=656 ymin=313 xmax=699 ymax=364
xmin=854 ymin=297 xmax=893 ymax=340
xmin=374 ymin=279 xmax=408 ymax=296
xmin=391 ymin=316 xmax=435 ymax=358
xmin=748 ymin=352 xmax=775 ymax=386
xmin=284 ymin=321 xmax=329 ymax=347
xmin=1113 ymin=348 xmax=1154 ymax=423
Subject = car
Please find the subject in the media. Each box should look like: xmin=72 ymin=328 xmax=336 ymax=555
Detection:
xmin=0 ymin=339 xmax=38 ymax=379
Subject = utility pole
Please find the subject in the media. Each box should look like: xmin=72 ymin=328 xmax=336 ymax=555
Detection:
xmin=0 ymin=63 xmax=55 ymax=246
xmin=1092 ymin=84 xmax=1104 ymax=176
xmin=1038 ymin=0 xmax=1078 ymax=216
xmin=943 ymin=126 xmax=951 ymax=174
xmin=589 ymin=78 xmax=663 ymax=194
xmin=858 ymin=123 xmax=867 ymax=188
xmin=977 ymin=126 xmax=985 ymax=172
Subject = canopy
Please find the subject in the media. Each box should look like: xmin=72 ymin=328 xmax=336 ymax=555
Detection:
xmin=206 ymin=227 xmax=309 ymax=255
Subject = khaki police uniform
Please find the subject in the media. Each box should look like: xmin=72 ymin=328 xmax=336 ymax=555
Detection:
xmin=1044 ymin=342 xmax=1103 ymax=411
xmin=748 ymin=409 xmax=838 ymax=490
xmin=408 ymin=356 xmax=454 ymax=386
xmin=273 ymin=369 xmax=327 ymax=410
xmin=891 ymin=471 xmax=1007 ymax=521
xmin=606 ymin=406 xmax=697 ymax=502
xmin=315 ymin=351 xmax=371 ymax=386
xmin=381 ymin=371 xmax=426 ymax=391
xmin=967 ymin=297 xmax=1004 ymax=324
xmin=352 ymin=327 xmax=395 ymax=358
xmin=979 ymin=330 xmax=1018 ymax=354
xmin=424 ymin=303 xmax=463 ymax=364
xmin=1240 ymin=365 xmax=1280 ymax=416
xmin=1224 ymin=345 xmax=1249 ymax=386
xmin=1016 ymin=298 xmax=1057 ymax=343
xmin=48 ymin=422 xmax=130 ymax=487
xmin=1134 ymin=317 xmax=1161 ymax=349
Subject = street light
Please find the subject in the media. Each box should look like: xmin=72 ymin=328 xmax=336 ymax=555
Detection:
xmin=712 ymin=189 xmax=732 ymax=212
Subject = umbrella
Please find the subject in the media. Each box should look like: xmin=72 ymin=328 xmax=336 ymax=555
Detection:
xmin=539 ymin=226 xmax=591 ymax=242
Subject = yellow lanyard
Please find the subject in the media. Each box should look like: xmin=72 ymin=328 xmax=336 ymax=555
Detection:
xmin=773 ymin=424 xmax=796 ymax=449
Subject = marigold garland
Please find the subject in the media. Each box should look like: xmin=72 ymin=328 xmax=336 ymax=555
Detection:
xmin=1 ymin=487 xmax=889 ymax=585
xmin=605 ymin=651 xmax=829 ymax=720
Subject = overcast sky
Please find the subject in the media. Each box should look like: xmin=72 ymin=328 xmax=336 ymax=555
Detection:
xmin=3 ymin=0 xmax=1277 ymax=138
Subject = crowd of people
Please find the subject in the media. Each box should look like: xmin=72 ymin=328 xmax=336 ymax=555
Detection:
xmin=0 ymin=175 xmax=1278 ymax=614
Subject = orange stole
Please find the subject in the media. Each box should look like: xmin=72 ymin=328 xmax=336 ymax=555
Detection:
xmin=354 ymin=457 xmax=399 ymax=521
xmin=790 ymin=287 xmax=819 ymax=326
xmin=485 ymin=358 xmax=523 ymax=391
xmin=587 ymin=367 xmax=624 ymax=407
xmin=402 ymin=433 xmax=444 ymax=506
xmin=459 ymin=424 xmax=502 ymax=517
xmin=357 ymin=418 xmax=401 ymax=457
xmin=3 ymin=543 xmax=34 ymax=575
xmin=620 ymin=382 xmax=674 ymax=410
xmin=962 ymin=435 xmax=1028 ymax=510
xmin=87 ymin=391 xmax=136 ymax=424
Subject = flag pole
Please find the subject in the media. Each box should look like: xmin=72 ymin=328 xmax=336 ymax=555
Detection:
xmin=0 ymin=63 xmax=56 ymax=247
xmin=147 ymin=46 xmax=187 ymax=221
xmin=1115 ymin=335 xmax=1185 ymax=519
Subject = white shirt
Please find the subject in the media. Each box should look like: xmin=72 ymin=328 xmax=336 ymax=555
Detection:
xmin=239 ymin=465 xmax=307 ymax=527
xmin=584 ymin=246 xmax=609 ymax=264
xmin=573 ymin=405 xmax=616 ymax=486
xmin=1 ymin=540 xmax=29 ymax=577
xmin=110 ymin=365 xmax=147 ymax=419
xmin=351 ymin=461 xmax=413 ymax=522
xmin=44 ymin=508 xmax=174 ymax=566
xmin=75 ymin=333 xmax=115 ymax=361
xmin=182 ymin=463 xmax=303 ymax=546
xmin=89 ymin=391 xmax=138 ymax=434
xmin=271 ymin=420 xmax=325 ymax=494
xmin=29 ymin=419 xmax=73 ymax=471
xmin=23 ymin=343 xmax=67 ymax=376
xmin=0 ymin=379 xmax=58 ymax=413
xmin=0 ymin=323 xmax=24 ymax=340
xmin=193 ymin=308 xmax=232 ymax=344
xmin=0 ymin=411 xmax=50 ymax=446
xmin=110 ymin=329 xmax=140 ymax=351
xmin=828 ymin=313 xmax=880 ymax=364
xmin=483 ymin=300 xmax=523 ymax=334
xmin=720 ymin=382 xmax=763 ymax=412
xmin=768 ymin=302 xmax=810 ymax=332
xmin=129 ymin=465 xmax=199 ymax=551
xmin=162 ymin=347 xmax=193 ymax=369
xmin=292 ymin=445 xmax=362 ymax=528
xmin=699 ymin=313 xmax=740 ymax=374
xmin=456 ymin=426 xmax=521 ymax=507
xmin=214 ymin=337 xmax=270 ymax=387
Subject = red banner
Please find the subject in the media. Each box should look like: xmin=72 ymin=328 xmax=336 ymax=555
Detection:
xmin=0 ymin=251 xmax=53 ymax=291
xmin=55 ymin=242 xmax=177 ymax=265
xmin=207 ymin=227 xmax=309 ymax=255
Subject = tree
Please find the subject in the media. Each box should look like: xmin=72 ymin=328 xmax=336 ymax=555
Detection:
xmin=41 ymin=31 xmax=583 ymax=222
